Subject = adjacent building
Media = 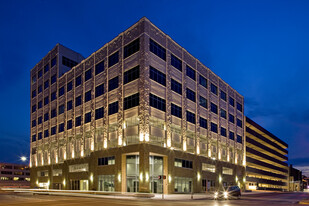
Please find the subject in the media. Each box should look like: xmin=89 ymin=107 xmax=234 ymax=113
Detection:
xmin=0 ymin=163 xmax=30 ymax=188
xmin=30 ymin=17 xmax=245 ymax=193
xmin=245 ymin=117 xmax=288 ymax=191
xmin=289 ymin=165 xmax=302 ymax=191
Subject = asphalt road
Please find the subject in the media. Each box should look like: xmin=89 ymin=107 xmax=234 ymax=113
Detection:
xmin=0 ymin=191 xmax=308 ymax=206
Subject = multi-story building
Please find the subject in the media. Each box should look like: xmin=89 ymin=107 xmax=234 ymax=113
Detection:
xmin=245 ymin=117 xmax=288 ymax=191
xmin=289 ymin=165 xmax=302 ymax=191
xmin=30 ymin=17 xmax=245 ymax=193
xmin=0 ymin=163 xmax=30 ymax=188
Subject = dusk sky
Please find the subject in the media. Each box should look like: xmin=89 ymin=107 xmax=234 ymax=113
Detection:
xmin=1 ymin=0 xmax=309 ymax=173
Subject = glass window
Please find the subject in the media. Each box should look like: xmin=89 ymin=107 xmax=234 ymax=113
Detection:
xmin=58 ymin=104 xmax=65 ymax=115
xmin=210 ymin=83 xmax=218 ymax=95
xmin=237 ymin=102 xmax=243 ymax=112
xmin=171 ymin=103 xmax=182 ymax=118
xmin=51 ymin=91 xmax=57 ymax=101
xmin=32 ymin=135 xmax=36 ymax=142
xmin=124 ymin=66 xmax=139 ymax=84
xmin=200 ymin=117 xmax=207 ymax=129
xmin=186 ymin=88 xmax=196 ymax=102
xmin=44 ymin=64 xmax=49 ymax=73
xmin=38 ymin=116 xmax=42 ymax=124
xmin=171 ymin=79 xmax=182 ymax=95
xmin=237 ymin=118 xmax=242 ymax=128
xmin=75 ymin=75 xmax=82 ymax=87
xmin=229 ymin=131 xmax=235 ymax=140
xmin=220 ymin=109 xmax=227 ymax=119
xmin=186 ymin=111 xmax=195 ymax=124
xmin=44 ymin=112 xmax=49 ymax=121
xmin=199 ymin=75 xmax=207 ymax=88
xmin=229 ymin=97 xmax=235 ymax=107
xmin=186 ymin=65 xmax=196 ymax=80
xmin=51 ymin=74 xmax=56 ymax=85
xmin=38 ymin=132 xmax=42 ymax=140
xmin=174 ymin=177 xmax=192 ymax=193
xmin=58 ymin=123 xmax=64 ymax=133
xmin=51 ymin=109 xmax=57 ymax=118
xmin=149 ymin=93 xmax=166 ymax=112
xmin=95 ymin=83 xmax=104 ymax=97
xmin=38 ymin=70 xmax=42 ymax=78
xmin=59 ymin=86 xmax=65 ymax=97
xmin=98 ymin=175 xmax=115 ymax=192
xmin=229 ymin=114 xmax=235 ymax=123
xmin=150 ymin=66 xmax=166 ymax=86
xmin=95 ymin=107 xmax=104 ymax=120
xmin=75 ymin=95 xmax=82 ymax=107
xmin=237 ymin=135 xmax=242 ymax=143
xmin=67 ymin=100 xmax=72 ymax=111
xmin=62 ymin=56 xmax=78 ymax=68
xmin=108 ymin=51 xmax=119 ymax=67
xmin=171 ymin=54 xmax=182 ymax=71
xmin=210 ymin=103 xmax=218 ymax=114
xmin=199 ymin=96 xmax=207 ymax=109
xmin=32 ymin=105 xmax=36 ymax=113
xmin=221 ymin=127 xmax=227 ymax=137
xmin=85 ymin=90 xmax=92 ymax=102
xmin=32 ymin=90 xmax=36 ymax=98
xmin=84 ymin=112 xmax=91 ymax=123
xmin=38 ymin=101 xmax=42 ymax=109
xmin=174 ymin=159 xmax=193 ymax=169
xmin=98 ymin=156 xmax=115 ymax=166
xmin=108 ymin=101 xmax=119 ymax=115
xmin=67 ymin=81 xmax=73 ymax=91
xmin=124 ymin=93 xmax=139 ymax=110
xmin=44 ymin=96 xmax=49 ymax=105
xmin=108 ymin=76 xmax=119 ymax=91
xmin=44 ymin=80 xmax=49 ymax=89
xmin=51 ymin=57 xmax=57 ymax=67
xmin=31 ymin=120 xmax=36 ymax=127
xmin=149 ymin=38 xmax=166 ymax=61
xmin=51 ymin=126 xmax=56 ymax=135
xmin=85 ymin=68 xmax=92 ymax=81
xmin=124 ymin=38 xmax=139 ymax=59
xmin=95 ymin=60 xmax=104 ymax=75
xmin=202 ymin=163 xmax=215 ymax=173
xmin=220 ymin=90 xmax=227 ymax=101
xmin=44 ymin=129 xmax=49 ymax=138
xmin=211 ymin=122 xmax=218 ymax=133
xmin=75 ymin=116 xmax=81 ymax=127
xmin=222 ymin=167 xmax=233 ymax=175
xmin=32 ymin=75 xmax=37 ymax=83
xmin=67 ymin=120 xmax=73 ymax=130
xmin=38 ymin=85 xmax=42 ymax=93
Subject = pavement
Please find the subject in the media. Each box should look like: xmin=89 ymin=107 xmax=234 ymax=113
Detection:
xmin=0 ymin=188 xmax=280 ymax=200
xmin=0 ymin=189 xmax=308 ymax=206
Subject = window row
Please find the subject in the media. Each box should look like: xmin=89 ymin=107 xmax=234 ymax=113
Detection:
xmin=98 ymin=156 xmax=115 ymax=166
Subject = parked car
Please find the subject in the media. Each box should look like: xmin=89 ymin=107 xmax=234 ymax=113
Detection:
xmin=214 ymin=185 xmax=241 ymax=200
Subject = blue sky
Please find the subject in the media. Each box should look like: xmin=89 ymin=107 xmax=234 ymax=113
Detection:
xmin=0 ymin=0 xmax=309 ymax=171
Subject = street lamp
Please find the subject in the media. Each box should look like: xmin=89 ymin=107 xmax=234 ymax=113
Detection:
xmin=20 ymin=156 xmax=27 ymax=162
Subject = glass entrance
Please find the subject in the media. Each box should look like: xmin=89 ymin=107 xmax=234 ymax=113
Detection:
xmin=149 ymin=156 xmax=163 ymax=193
xmin=126 ymin=155 xmax=139 ymax=192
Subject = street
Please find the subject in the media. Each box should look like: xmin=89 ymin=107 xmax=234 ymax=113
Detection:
xmin=0 ymin=191 xmax=308 ymax=206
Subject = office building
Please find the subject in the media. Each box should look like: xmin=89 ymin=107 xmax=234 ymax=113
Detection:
xmin=245 ymin=117 xmax=288 ymax=191
xmin=30 ymin=17 xmax=245 ymax=193
xmin=0 ymin=163 xmax=30 ymax=188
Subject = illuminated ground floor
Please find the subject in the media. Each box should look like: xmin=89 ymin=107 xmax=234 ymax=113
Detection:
xmin=30 ymin=144 xmax=245 ymax=193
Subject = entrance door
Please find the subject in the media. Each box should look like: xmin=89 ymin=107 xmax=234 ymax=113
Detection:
xmin=149 ymin=156 xmax=163 ymax=193
xmin=80 ymin=180 xmax=88 ymax=191
xmin=126 ymin=155 xmax=139 ymax=192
